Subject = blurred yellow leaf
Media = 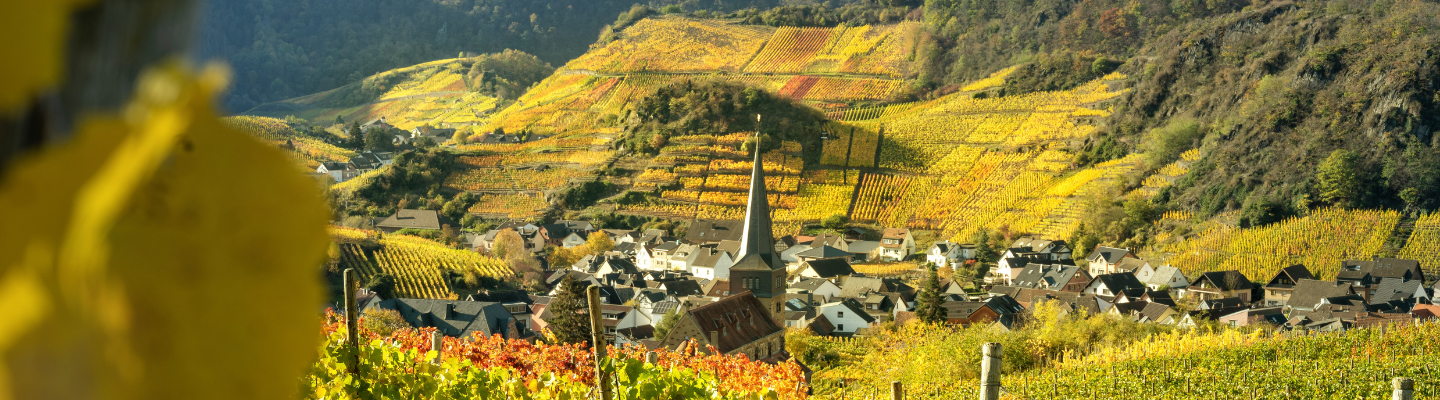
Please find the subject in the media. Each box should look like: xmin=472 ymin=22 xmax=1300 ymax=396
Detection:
xmin=0 ymin=0 xmax=96 ymax=110
xmin=0 ymin=62 xmax=329 ymax=399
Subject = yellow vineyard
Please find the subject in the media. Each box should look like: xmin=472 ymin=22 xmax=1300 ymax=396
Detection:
xmin=331 ymin=227 xmax=511 ymax=299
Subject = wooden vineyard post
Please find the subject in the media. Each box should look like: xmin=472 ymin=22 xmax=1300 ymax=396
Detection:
xmin=430 ymin=330 xmax=443 ymax=364
xmin=891 ymin=380 xmax=903 ymax=400
xmin=343 ymin=268 xmax=360 ymax=374
xmin=980 ymin=342 xmax=1002 ymax=400
xmin=587 ymin=286 xmax=612 ymax=400
xmin=1394 ymin=377 xmax=1414 ymax=400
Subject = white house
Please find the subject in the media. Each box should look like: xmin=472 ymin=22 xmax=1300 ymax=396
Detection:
xmin=815 ymin=299 xmax=876 ymax=334
xmin=877 ymin=228 xmax=915 ymax=261
xmin=788 ymin=278 xmax=844 ymax=305
xmin=688 ymin=247 xmax=735 ymax=280
xmin=316 ymin=162 xmax=358 ymax=183
xmin=560 ymin=231 xmax=589 ymax=248
xmin=926 ymin=241 xmax=969 ymax=268
xmin=1086 ymin=246 xmax=1137 ymax=277
xmin=1136 ymin=265 xmax=1189 ymax=291
xmin=635 ymin=244 xmax=657 ymax=271
xmin=1081 ymin=273 xmax=1146 ymax=298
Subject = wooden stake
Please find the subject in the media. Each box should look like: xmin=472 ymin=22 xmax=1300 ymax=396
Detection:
xmin=343 ymin=268 xmax=360 ymax=373
xmin=587 ymin=285 xmax=612 ymax=400
xmin=979 ymin=342 xmax=1002 ymax=400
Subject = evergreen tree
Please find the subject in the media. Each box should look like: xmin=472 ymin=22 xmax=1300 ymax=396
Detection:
xmin=545 ymin=274 xmax=592 ymax=345
xmin=973 ymin=230 xmax=997 ymax=263
xmin=913 ymin=263 xmax=947 ymax=325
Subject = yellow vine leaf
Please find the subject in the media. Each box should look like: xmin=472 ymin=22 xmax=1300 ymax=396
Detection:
xmin=0 ymin=0 xmax=96 ymax=110
xmin=0 ymin=62 xmax=329 ymax=399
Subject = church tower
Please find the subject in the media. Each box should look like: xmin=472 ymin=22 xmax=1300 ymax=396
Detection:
xmin=727 ymin=122 xmax=789 ymax=326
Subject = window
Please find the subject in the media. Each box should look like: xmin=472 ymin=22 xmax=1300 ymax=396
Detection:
xmin=838 ymin=324 xmax=844 ymax=331
xmin=838 ymin=311 xmax=844 ymax=318
xmin=1228 ymin=320 xmax=1238 ymax=328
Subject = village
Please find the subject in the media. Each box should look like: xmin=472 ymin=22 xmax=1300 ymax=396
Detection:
xmin=344 ymin=142 xmax=1440 ymax=365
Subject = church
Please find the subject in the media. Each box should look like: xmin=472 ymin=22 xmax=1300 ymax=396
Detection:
xmin=653 ymin=131 xmax=789 ymax=362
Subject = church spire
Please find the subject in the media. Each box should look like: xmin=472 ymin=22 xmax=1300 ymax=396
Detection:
xmin=736 ymin=115 xmax=777 ymax=267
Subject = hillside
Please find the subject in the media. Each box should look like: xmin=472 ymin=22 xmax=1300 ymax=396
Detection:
xmin=255 ymin=11 xmax=1440 ymax=281
xmin=328 ymin=227 xmax=512 ymax=301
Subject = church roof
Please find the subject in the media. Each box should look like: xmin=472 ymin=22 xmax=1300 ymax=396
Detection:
xmin=731 ymin=129 xmax=783 ymax=272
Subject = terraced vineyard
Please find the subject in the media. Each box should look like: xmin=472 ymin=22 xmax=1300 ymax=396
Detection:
xmin=330 ymin=227 xmax=510 ymax=299
xmin=224 ymin=116 xmax=356 ymax=168
xmin=1141 ymin=208 xmax=1402 ymax=280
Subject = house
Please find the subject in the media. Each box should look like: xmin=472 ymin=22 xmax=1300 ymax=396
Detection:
xmin=1002 ymin=238 xmax=1072 ymax=262
xmin=1136 ymin=302 xmax=1179 ymax=323
xmin=474 ymin=223 xmax=546 ymax=254
xmin=1261 ymin=265 xmax=1317 ymax=307
xmin=1369 ymin=279 xmax=1428 ymax=306
xmin=1136 ymin=264 xmax=1189 ymax=291
xmin=1188 ymin=271 xmax=1255 ymax=302
xmin=926 ymin=241 xmax=971 ymax=268
xmin=1337 ymin=257 xmax=1426 ymax=288
xmin=1081 ymin=273 xmax=1147 ymax=297
xmin=646 ymin=242 xmax=680 ymax=271
xmin=572 ymin=255 xmax=639 ymax=276
xmin=603 ymin=229 xmax=640 ymax=243
xmin=788 ymin=278 xmax=844 ymax=305
xmin=877 ymin=228 xmax=915 ymax=261
xmin=347 ymin=151 xmax=395 ymax=172
xmin=542 ymin=220 xmax=597 ymax=247
xmin=1010 ymin=263 xmax=1090 ymax=292
xmin=376 ymin=298 xmax=522 ymax=338
xmin=847 ymin=241 xmax=882 ymax=263
xmin=685 ymin=220 xmax=745 ymax=244
xmin=317 ymin=162 xmax=359 ymax=183
xmin=1215 ymin=307 xmax=1286 ymax=328
xmin=409 ymin=125 xmax=456 ymax=142
xmin=654 ymin=292 xmax=786 ymax=361
xmin=941 ymin=296 xmax=1025 ymax=328
xmin=794 ymin=258 xmax=857 ymax=281
xmin=997 ymin=256 xmax=1077 ymax=286
xmin=795 ymin=245 xmax=853 ymax=264
xmin=1085 ymin=246 xmax=1137 ymax=277
xmin=533 ymin=301 xmax=639 ymax=339
xmin=376 ymin=209 xmax=454 ymax=232
xmin=1282 ymin=279 xmax=1358 ymax=312
xmin=689 ymin=246 xmax=737 ymax=280
xmin=815 ymin=299 xmax=876 ymax=335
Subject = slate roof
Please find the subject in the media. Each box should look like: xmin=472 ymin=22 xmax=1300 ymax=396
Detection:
xmin=379 ymin=298 xmax=517 ymax=338
xmin=1089 ymin=273 xmax=1147 ymax=294
xmin=1139 ymin=302 xmax=1174 ymax=321
xmin=1286 ymin=279 xmax=1357 ymax=310
xmin=1114 ymin=257 xmax=1149 ymax=273
xmin=377 ymin=209 xmax=452 ymax=230
xmin=802 ymin=258 xmax=856 ymax=279
xmin=797 ymin=245 xmax=853 ymax=259
xmin=790 ymin=278 xmax=833 ymax=293
xmin=684 ymin=292 xmax=783 ymax=353
xmin=931 ymin=242 xmax=952 ymax=253
xmin=685 ymin=219 xmax=745 ymax=243
xmin=831 ymin=298 xmax=877 ymax=323
xmin=1371 ymin=279 xmax=1427 ymax=305
xmin=1086 ymin=246 xmax=1131 ymax=264
xmin=1142 ymin=265 xmax=1186 ymax=288
xmin=1192 ymin=271 xmax=1255 ymax=292
xmin=1265 ymin=264 xmax=1316 ymax=288
xmin=465 ymin=290 xmax=533 ymax=304
xmin=807 ymin=314 xmax=835 ymax=335
xmin=661 ymin=280 xmax=705 ymax=297
xmin=1011 ymin=263 xmax=1084 ymax=290
xmin=1199 ymin=297 xmax=1248 ymax=310
xmin=1372 ymin=258 xmax=1425 ymax=281
xmin=838 ymin=276 xmax=887 ymax=298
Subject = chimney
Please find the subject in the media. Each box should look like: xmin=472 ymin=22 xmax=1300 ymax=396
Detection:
xmin=808 ymin=292 xmax=816 ymax=307
xmin=709 ymin=331 xmax=720 ymax=354
xmin=444 ymin=303 xmax=455 ymax=319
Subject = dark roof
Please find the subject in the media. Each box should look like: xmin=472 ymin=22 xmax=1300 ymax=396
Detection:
xmin=651 ymin=300 xmax=681 ymax=315
xmin=807 ymin=314 xmax=835 ymax=335
xmin=797 ymin=245 xmax=852 ymax=259
xmin=1139 ymin=302 xmax=1173 ymax=321
xmin=1265 ymin=264 xmax=1316 ymax=288
xmin=838 ymin=276 xmax=887 ymax=298
xmin=1199 ymin=297 xmax=1248 ymax=310
xmin=1011 ymin=264 xmax=1084 ymax=291
xmin=833 ymin=298 xmax=877 ymax=323
xmin=1086 ymin=246 xmax=1131 ymax=264
xmin=379 ymin=298 xmax=517 ymax=338
xmin=1193 ymin=271 xmax=1255 ymax=291
xmin=942 ymin=301 xmax=988 ymax=319
xmin=1371 ymin=279 xmax=1427 ymax=305
xmin=661 ymin=280 xmax=705 ymax=297
xmin=377 ymin=209 xmax=452 ymax=230
xmin=1110 ymin=301 xmax=1151 ymax=316
xmin=684 ymin=292 xmax=783 ymax=353
xmin=790 ymin=278 xmax=835 ymax=292
xmin=617 ymin=325 xmax=656 ymax=341
xmin=1372 ymin=258 xmax=1424 ymax=281
xmin=802 ymin=258 xmax=856 ymax=279
xmin=1287 ymin=279 xmax=1357 ymax=310
xmin=685 ymin=219 xmax=745 ymax=243
xmin=1089 ymin=273 xmax=1147 ymax=294
xmin=465 ymin=290 xmax=533 ymax=304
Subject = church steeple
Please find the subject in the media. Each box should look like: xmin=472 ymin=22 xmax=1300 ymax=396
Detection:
xmin=736 ymin=126 xmax=777 ymax=266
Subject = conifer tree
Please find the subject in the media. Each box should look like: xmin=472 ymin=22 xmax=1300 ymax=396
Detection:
xmin=545 ymin=274 xmax=592 ymax=346
xmin=914 ymin=262 xmax=947 ymax=325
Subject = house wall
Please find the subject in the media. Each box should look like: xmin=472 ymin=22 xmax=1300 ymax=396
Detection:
xmin=1263 ymin=289 xmax=1292 ymax=306
xmin=945 ymin=306 xmax=1000 ymax=326
xmin=817 ymin=305 xmax=872 ymax=333
xmin=562 ymin=235 xmax=586 ymax=248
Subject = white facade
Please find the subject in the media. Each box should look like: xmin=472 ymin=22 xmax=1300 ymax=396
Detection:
xmin=816 ymin=302 xmax=873 ymax=334
xmin=561 ymin=233 xmax=587 ymax=248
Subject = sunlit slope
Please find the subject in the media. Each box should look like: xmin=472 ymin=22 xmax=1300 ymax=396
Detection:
xmin=223 ymin=115 xmax=356 ymax=169
xmin=247 ymin=57 xmax=501 ymax=130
